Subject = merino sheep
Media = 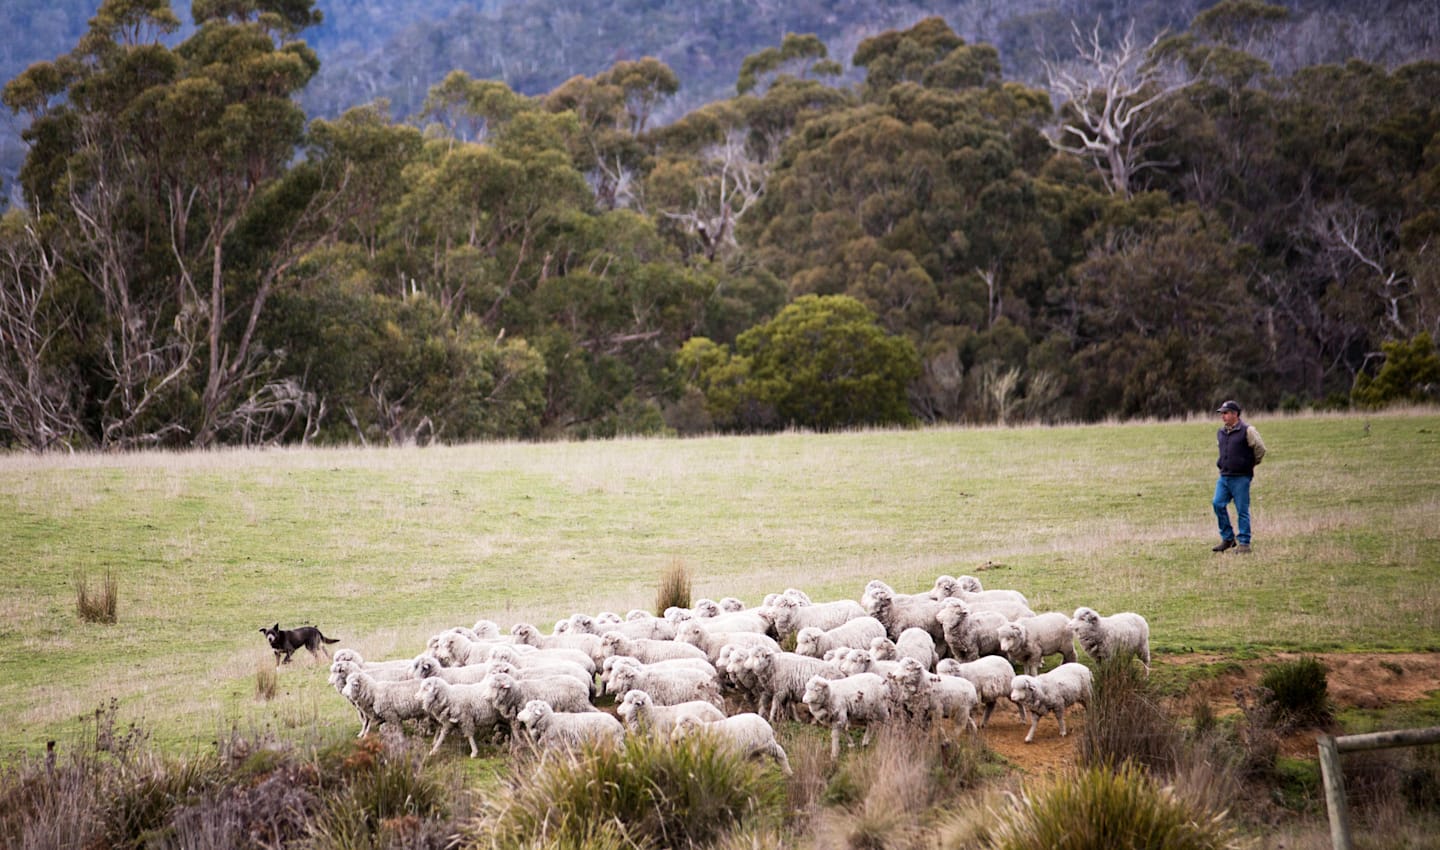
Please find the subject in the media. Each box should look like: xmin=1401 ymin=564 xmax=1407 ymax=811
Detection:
xmin=864 ymin=584 xmax=947 ymax=644
xmin=936 ymin=656 xmax=1023 ymax=728
xmin=483 ymin=644 xmax=596 ymax=688
xmin=674 ymin=712 xmax=793 ymax=775
xmin=767 ymin=597 xmax=866 ymax=641
xmin=717 ymin=644 xmax=763 ymax=712
xmin=607 ymin=660 xmax=722 ymax=707
xmin=691 ymin=608 xmax=773 ymax=635
xmin=839 ymin=647 xmax=902 ymax=678
xmin=997 ymin=613 xmax=1077 ymax=676
xmin=417 ymin=677 xmax=502 ymax=757
xmin=892 ymin=627 xmax=940 ymax=671
xmin=331 ymin=649 xmax=413 ymax=679
xmin=515 ymin=699 xmax=624 ymax=754
xmin=802 ymin=672 xmax=892 ymax=759
xmin=615 ymin=689 xmax=726 ymax=735
xmin=434 ymin=630 xmax=517 ymax=667
xmin=888 ymin=658 xmax=979 ymax=733
xmin=600 ymin=631 xmax=710 ymax=665
xmin=341 ymin=670 xmax=428 ymax=738
xmin=744 ymin=645 xmax=843 ymax=723
xmin=938 ymin=575 xmax=1032 ymax=609
xmin=511 ymin=623 xmax=604 ymax=665
xmin=794 ymin=616 xmax=887 ymax=659
xmin=1069 ymin=607 xmax=1151 ymax=672
xmin=411 ymin=654 xmax=492 ymax=685
xmin=600 ymin=655 xmax=717 ymax=696
xmin=717 ymin=597 xmax=747 ymax=613
xmin=574 ymin=612 xmax=676 ymax=641
xmin=936 ymin=598 xmax=1007 ymax=661
xmin=1010 ymin=662 xmax=1093 ymax=743
xmin=676 ymin=621 xmax=779 ymax=663
xmin=479 ymin=671 xmax=596 ymax=724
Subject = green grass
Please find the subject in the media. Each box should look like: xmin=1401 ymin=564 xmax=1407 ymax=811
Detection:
xmin=1 ymin=409 xmax=1437 ymax=756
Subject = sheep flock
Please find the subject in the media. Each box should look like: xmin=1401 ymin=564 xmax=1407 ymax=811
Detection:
xmin=323 ymin=576 xmax=1152 ymax=766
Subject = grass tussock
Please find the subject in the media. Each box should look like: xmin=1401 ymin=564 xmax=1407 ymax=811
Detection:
xmin=74 ymin=569 xmax=118 ymax=624
xmin=655 ymin=559 xmax=692 ymax=616
xmin=986 ymin=762 xmax=1245 ymax=850
xmin=472 ymin=731 xmax=785 ymax=849
xmin=255 ymin=663 xmax=278 ymax=702
xmin=1078 ymin=654 xmax=1180 ymax=773
xmin=1259 ymin=656 xmax=1333 ymax=731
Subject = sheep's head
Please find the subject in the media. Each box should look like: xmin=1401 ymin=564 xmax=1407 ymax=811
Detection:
xmin=744 ymin=645 xmax=774 ymax=673
xmin=997 ymin=623 xmax=1024 ymax=654
xmin=936 ymin=598 xmax=969 ymax=629
xmin=418 ymin=678 xmax=443 ymax=710
xmin=412 ymin=655 xmax=440 ymax=678
xmin=511 ymin=623 xmax=539 ymax=643
xmin=1070 ymin=607 xmax=1100 ymax=631
xmin=1009 ymin=676 xmax=1036 ymax=703
xmin=802 ymin=675 xmax=831 ymax=705
xmin=677 ymin=621 xmax=705 ymax=645
xmin=958 ymin=575 xmax=983 ymax=594
xmin=932 ymin=575 xmax=960 ymax=598
xmin=869 ymin=637 xmax=896 ymax=659
xmin=341 ymin=671 xmax=365 ymax=701
xmin=516 ymin=699 xmax=550 ymax=729
xmin=794 ymin=628 xmax=821 ymax=656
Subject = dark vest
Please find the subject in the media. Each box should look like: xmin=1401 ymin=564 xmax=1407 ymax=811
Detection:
xmin=1217 ymin=421 xmax=1256 ymax=477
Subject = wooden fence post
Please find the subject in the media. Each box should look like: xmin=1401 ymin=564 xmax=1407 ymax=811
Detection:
xmin=1317 ymin=726 xmax=1440 ymax=850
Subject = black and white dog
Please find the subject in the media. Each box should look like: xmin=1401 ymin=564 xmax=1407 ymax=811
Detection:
xmin=261 ymin=623 xmax=340 ymax=664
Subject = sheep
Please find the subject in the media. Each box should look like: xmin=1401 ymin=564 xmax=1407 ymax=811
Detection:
xmin=995 ymin=613 xmax=1077 ymax=677
xmin=330 ymin=649 xmax=413 ymax=679
xmin=479 ymin=671 xmax=596 ymax=724
xmin=676 ymin=621 xmax=779 ymax=663
xmin=607 ymin=659 xmax=723 ymax=707
xmin=887 ymin=658 xmax=979 ymax=733
xmin=767 ymin=597 xmax=866 ymax=641
xmin=1070 ymin=607 xmax=1152 ymax=672
xmin=411 ymin=654 xmax=492 ymax=685
xmin=717 ymin=644 xmax=763 ymax=712
xmin=574 ymin=612 xmax=676 ymax=641
xmin=936 ymin=656 xmax=1024 ymax=728
xmin=1010 ymin=662 xmax=1093 ymax=743
xmin=341 ymin=670 xmax=428 ymax=738
xmin=936 ymin=598 xmax=1007 ymax=661
xmin=600 ymin=631 xmax=710 ymax=664
xmin=470 ymin=619 xmax=505 ymax=639
xmin=515 ymin=699 xmax=624 ymax=755
xmin=963 ymin=596 xmax=1036 ymax=622
xmin=717 ymin=597 xmax=747 ymax=613
xmin=417 ymin=677 xmax=502 ymax=757
xmin=932 ymin=575 xmax=1032 ymax=609
xmin=794 ymin=616 xmax=887 ymax=658
xmin=692 ymin=598 xmax=723 ymax=618
xmin=511 ymin=623 xmax=604 ymax=665
xmin=483 ymin=644 xmax=596 ymax=688
xmin=892 ymin=627 xmax=940 ymax=671
xmin=673 ymin=712 xmax=793 ymax=775
xmin=925 ymin=673 xmax=980 ymax=733
xmin=839 ymin=647 xmax=902 ymax=678
xmin=744 ymin=645 xmax=843 ymax=723
xmin=330 ymin=657 xmax=408 ymax=729
xmin=864 ymin=584 xmax=947 ymax=644
xmin=434 ymin=630 xmax=518 ymax=667
xmin=600 ymin=655 xmax=719 ymax=698
xmin=615 ymin=689 xmax=726 ymax=736
xmin=691 ymin=608 xmax=773 ymax=635
xmin=802 ymin=672 xmax=893 ymax=759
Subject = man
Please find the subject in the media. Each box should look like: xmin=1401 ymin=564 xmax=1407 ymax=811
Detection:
xmin=1212 ymin=400 xmax=1266 ymax=553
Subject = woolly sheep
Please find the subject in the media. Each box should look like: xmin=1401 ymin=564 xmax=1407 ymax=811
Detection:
xmin=744 ymin=645 xmax=843 ymax=723
xmin=330 ymin=657 xmax=406 ymax=729
xmin=511 ymin=623 xmax=604 ymax=665
xmin=470 ymin=620 xmax=505 ymax=639
xmin=607 ymin=660 xmax=723 ymax=707
xmin=479 ymin=671 xmax=596 ymax=723
xmin=615 ymin=689 xmax=726 ymax=736
xmin=802 ymin=672 xmax=893 ymax=759
xmin=483 ymin=644 xmax=596 ymax=687
xmin=515 ymin=699 xmax=624 ymax=754
xmin=997 ymin=613 xmax=1077 ymax=677
xmin=600 ymin=631 xmax=710 ymax=664
xmin=574 ymin=612 xmax=676 ymax=641
xmin=717 ymin=644 xmax=763 ymax=712
xmin=940 ymin=575 xmax=1032 ymax=609
xmin=935 ymin=598 xmax=1007 ymax=661
xmin=692 ymin=598 xmax=723 ymax=618
xmin=892 ymin=627 xmax=940 ymax=671
xmin=674 ymin=712 xmax=793 ymax=775
xmin=411 ymin=654 xmax=492 ymax=685
xmin=839 ymin=647 xmax=902 ymax=678
xmin=794 ymin=616 xmax=887 ymax=658
xmin=887 ymin=658 xmax=978 ymax=733
xmin=434 ymin=630 xmax=517 ymax=667
xmin=691 ymin=608 xmax=773 ymax=635
xmin=600 ymin=655 xmax=717 ymax=696
xmin=417 ymin=677 xmax=502 ymax=757
xmin=1069 ymin=607 xmax=1152 ymax=672
xmin=864 ymin=584 xmax=947 ymax=644
xmin=717 ymin=597 xmax=747 ymax=613
xmin=676 ymin=620 xmax=779 ymax=663
xmin=341 ymin=670 xmax=428 ymax=738
xmin=925 ymin=672 xmax=979 ymax=733
xmin=936 ymin=656 xmax=1023 ymax=728
xmin=1010 ymin=662 xmax=1093 ymax=743
xmin=767 ymin=597 xmax=866 ymax=641
xmin=331 ymin=649 xmax=414 ymax=679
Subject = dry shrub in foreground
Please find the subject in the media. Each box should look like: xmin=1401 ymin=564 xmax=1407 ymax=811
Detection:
xmin=655 ymin=559 xmax=692 ymax=616
xmin=74 ymin=569 xmax=118 ymax=624
xmin=1078 ymin=653 xmax=1179 ymax=773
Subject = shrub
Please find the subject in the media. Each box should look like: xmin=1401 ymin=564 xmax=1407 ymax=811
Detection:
xmin=75 ymin=569 xmax=118 ymax=624
xmin=655 ymin=559 xmax=692 ymax=616
xmin=477 ymin=731 xmax=785 ymax=848
xmin=986 ymin=762 xmax=1244 ymax=850
xmin=1078 ymin=654 xmax=1180 ymax=773
xmin=1259 ymin=656 xmax=1332 ymax=730
xmin=255 ymin=663 xmax=278 ymax=701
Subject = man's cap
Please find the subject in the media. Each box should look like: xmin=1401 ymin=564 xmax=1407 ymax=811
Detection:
xmin=1216 ymin=400 xmax=1242 ymax=413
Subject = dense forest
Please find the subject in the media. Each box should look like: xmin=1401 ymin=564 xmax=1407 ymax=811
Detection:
xmin=0 ymin=0 xmax=1438 ymax=449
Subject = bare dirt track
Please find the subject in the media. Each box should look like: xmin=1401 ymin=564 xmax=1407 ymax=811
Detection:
xmin=981 ymin=652 xmax=1440 ymax=775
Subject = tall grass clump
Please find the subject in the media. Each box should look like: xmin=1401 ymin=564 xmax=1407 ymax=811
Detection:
xmin=1259 ymin=656 xmax=1333 ymax=730
xmin=986 ymin=762 xmax=1245 ymax=850
xmin=1078 ymin=654 xmax=1180 ymax=773
xmin=655 ymin=559 xmax=692 ymax=616
xmin=74 ymin=569 xmax=118 ymax=624
xmin=475 ymin=732 xmax=785 ymax=849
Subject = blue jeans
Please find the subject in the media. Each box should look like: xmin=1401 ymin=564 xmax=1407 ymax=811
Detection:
xmin=1213 ymin=475 xmax=1253 ymax=545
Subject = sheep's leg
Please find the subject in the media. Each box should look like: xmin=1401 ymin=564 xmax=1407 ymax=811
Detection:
xmin=979 ymin=700 xmax=996 ymax=728
xmin=429 ymin=722 xmax=451 ymax=756
xmin=1056 ymin=706 xmax=1068 ymax=737
xmin=1023 ymin=712 xmax=1039 ymax=743
xmin=830 ymin=725 xmax=842 ymax=759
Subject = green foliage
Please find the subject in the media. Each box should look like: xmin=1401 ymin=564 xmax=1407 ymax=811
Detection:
xmin=1258 ymin=656 xmax=1333 ymax=730
xmin=1078 ymin=654 xmax=1181 ymax=773
xmin=480 ymin=733 xmax=785 ymax=849
xmin=1352 ymin=332 xmax=1440 ymax=408
xmin=986 ymin=762 xmax=1244 ymax=850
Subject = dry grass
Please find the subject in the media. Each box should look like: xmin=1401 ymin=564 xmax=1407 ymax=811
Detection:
xmin=73 ymin=570 xmax=117 ymax=624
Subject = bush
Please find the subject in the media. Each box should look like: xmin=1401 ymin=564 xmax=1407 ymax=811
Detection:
xmin=75 ymin=569 xmax=118 ymax=624
xmin=1078 ymin=654 xmax=1180 ymax=773
xmin=477 ymin=732 xmax=785 ymax=848
xmin=986 ymin=762 xmax=1244 ymax=850
xmin=655 ymin=559 xmax=692 ymax=616
xmin=1259 ymin=656 xmax=1332 ymax=730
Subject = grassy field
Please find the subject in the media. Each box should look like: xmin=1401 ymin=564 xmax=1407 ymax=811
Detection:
xmin=1 ymin=409 xmax=1437 ymax=758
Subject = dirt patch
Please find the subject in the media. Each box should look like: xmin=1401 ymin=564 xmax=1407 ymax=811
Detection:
xmin=982 ymin=652 xmax=1440 ymax=775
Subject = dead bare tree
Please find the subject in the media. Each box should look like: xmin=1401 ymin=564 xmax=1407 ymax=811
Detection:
xmin=1307 ymin=200 xmax=1414 ymax=335
xmin=1044 ymin=21 xmax=1194 ymax=198
xmin=664 ymin=130 xmax=767 ymax=261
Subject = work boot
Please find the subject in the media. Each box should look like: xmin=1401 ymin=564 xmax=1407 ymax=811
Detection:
xmin=1234 ymin=543 xmax=1252 ymax=553
xmin=1211 ymin=539 xmax=1236 ymax=553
